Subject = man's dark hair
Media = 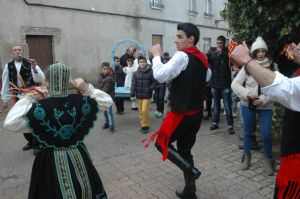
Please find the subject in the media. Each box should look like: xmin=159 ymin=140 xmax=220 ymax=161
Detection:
xmin=133 ymin=48 xmax=139 ymax=54
xmin=177 ymin=23 xmax=200 ymax=45
xmin=101 ymin=62 xmax=110 ymax=68
xmin=114 ymin=56 xmax=120 ymax=60
xmin=138 ymin=56 xmax=147 ymax=63
xmin=217 ymin=35 xmax=226 ymax=44
xmin=163 ymin=52 xmax=169 ymax=57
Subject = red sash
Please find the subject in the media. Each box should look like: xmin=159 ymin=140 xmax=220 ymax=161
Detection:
xmin=142 ymin=110 xmax=199 ymax=160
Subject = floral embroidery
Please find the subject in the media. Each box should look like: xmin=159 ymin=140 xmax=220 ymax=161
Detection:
xmin=33 ymin=96 xmax=91 ymax=140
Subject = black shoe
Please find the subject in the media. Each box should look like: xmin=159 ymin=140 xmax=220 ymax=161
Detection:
xmin=175 ymin=191 xmax=197 ymax=199
xmin=102 ymin=124 xmax=109 ymax=129
xmin=109 ymin=128 xmax=115 ymax=133
xmin=131 ymin=107 xmax=138 ymax=110
xmin=140 ymin=127 xmax=149 ymax=134
xmin=228 ymin=127 xmax=235 ymax=134
xmin=22 ymin=142 xmax=33 ymax=151
xmin=209 ymin=124 xmax=218 ymax=130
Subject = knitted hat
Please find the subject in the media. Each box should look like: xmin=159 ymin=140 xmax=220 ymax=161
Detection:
xmin=49 ymin=63 xmax=71 ymax=97
xmin=251 ymin=37 xmax=268 ymax=53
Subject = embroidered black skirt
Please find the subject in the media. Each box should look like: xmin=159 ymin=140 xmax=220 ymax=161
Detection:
xmin=28 ymin=144 xmax=107 ymax=199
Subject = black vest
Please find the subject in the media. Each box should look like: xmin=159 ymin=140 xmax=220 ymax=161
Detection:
xmin=169 ymin=53 xmax=207 ymax=112
xmin=25 ymin=94 xmax=99 ymax=149
xmin=8 ymin=59 xmax=35 ymax=88
xmin=281 ymin=68 xmax=300 ymax=156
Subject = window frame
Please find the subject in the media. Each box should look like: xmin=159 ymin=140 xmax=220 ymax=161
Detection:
xmin=188 ymin=0 xmax=198 ymax=15
xmin=204 ymin=0 xmax=213 ymax=17
xmin=150 ymin=0 xmax=165 ymax=9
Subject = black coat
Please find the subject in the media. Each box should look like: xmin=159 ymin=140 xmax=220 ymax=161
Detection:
xmin=131 ymin=66 xmax=155 ymax=99
xmin=120 ymin=54 xmax=134 ymax=68
xmin=114 ymin=65 xmax=126 ymax=87
xmin=208 ymin=47 xmax=231 ymax=88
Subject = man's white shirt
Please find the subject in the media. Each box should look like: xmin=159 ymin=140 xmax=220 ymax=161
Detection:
xmin=1 ymin=61 xmax=45 ymax=102
xmin=262 ymin=71 xmax=300 ymax=112
xmin=152 ymin=51 xmax=211 ymax=83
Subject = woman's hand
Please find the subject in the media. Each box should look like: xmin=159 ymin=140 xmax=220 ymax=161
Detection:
xmin=253 ymin=98 xmax=263 ymax=107
xmin=70 ymin=78 xmax=89 ymax=94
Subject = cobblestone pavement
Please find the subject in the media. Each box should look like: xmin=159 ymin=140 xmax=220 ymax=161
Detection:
xmin=0 ymin=101 xmax=277 ymax=199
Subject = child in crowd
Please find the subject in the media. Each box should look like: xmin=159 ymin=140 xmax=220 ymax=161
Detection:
xmin=114 ymin=56 xmax=126 ymax=115
xmin=98 ymin=62 xmax=116 ymax=133
xmin=123 ymin=58 xmax=138 ymax=110
xmin=131 ymin=56 xmax=155 ymax=134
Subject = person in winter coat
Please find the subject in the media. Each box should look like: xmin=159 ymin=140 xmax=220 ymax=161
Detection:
xmin=208 ymin=36 xmax=235 ymax=134
xmin=131 ymin=56 xmax=155 ymax=134
xmin=98 ymin=62 xmax=116 ymax=133
xmin=114 ymin=56 xmax=126 ymax=114
xmin=231 ymin=37 xmax=275 ymax=175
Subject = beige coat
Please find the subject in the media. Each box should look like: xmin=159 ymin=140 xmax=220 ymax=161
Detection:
xmin=231 ymin=59 xmax=274 ymax=110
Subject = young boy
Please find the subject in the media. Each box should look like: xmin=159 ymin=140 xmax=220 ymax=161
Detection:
xmin=114 ymin=56 xmax=126 ymax=115
xmin=98 ymin=62 xmax=116 ymax=133
xmin=131 ymin=56 xmax=155 ymax=134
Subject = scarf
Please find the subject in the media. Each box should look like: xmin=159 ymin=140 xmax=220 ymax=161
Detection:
xmin=142 ymin=46 xmax=207 ymax=161
xmin=142 ymin=110 xmax=199 ymax=160
xmin=255 ymin=58 xmax=271 ymax=68
xmin=182 ymin=47 xmax=209 ymax=70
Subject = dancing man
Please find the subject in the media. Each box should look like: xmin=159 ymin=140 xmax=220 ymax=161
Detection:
xmin=145 ymin=23 xmax=208 ymax=199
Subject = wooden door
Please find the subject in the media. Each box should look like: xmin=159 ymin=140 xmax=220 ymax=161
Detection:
xmin=26 ymin=35 xmax=53 ymax=71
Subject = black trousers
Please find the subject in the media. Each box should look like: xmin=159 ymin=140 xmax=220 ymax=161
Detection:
xmin=169 ymin=112 xmax=203 ymax=165
xmin=114 ymin=97 xmax=124 ymax=113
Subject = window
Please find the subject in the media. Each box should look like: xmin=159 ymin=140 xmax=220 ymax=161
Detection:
xmin=204 ymin=0 xmax=213 ymax=17
xmin=150 ymin=0 xmax=165 ymax=9
xmin=203 ymin=37 xmax=212 ymax=54
xmin=152 ymin=34 xmax=163 ymax=50
xmin=188 ymin=0 xmax=198 ymax=15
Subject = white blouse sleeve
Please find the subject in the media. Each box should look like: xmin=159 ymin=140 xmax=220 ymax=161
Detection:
xmin=262 ymin=71 xmax=300 ymax=111
xmin=152 ymin=51 xmax=189 ymax=83
xmin=31 ymin=65 xmax=45 ymax=83
xmin=84 ymin=84 xmax=113 ymax=111
xmin=3 ymin=96 xmax=35 ymax=132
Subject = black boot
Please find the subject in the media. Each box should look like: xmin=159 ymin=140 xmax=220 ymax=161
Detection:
xmin=156 ymin=145 xmax=200 ymax=198
xmin=175 ymin=172 xmax=197 ymax=199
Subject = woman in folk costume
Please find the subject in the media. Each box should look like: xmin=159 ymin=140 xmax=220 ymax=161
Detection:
xmin=4 ymin=63 xmax=112 ymax=199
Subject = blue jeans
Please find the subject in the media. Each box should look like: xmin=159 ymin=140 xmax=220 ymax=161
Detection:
xmin=241 ymin=105 xmax=273 ymax=158
xmin=211 ymin=88 xmax=233 ymax=127
xmin=155 ymin=86 xmax=166 ymax=113
xmin=104 ymin=106 xmax=114 ymax=128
